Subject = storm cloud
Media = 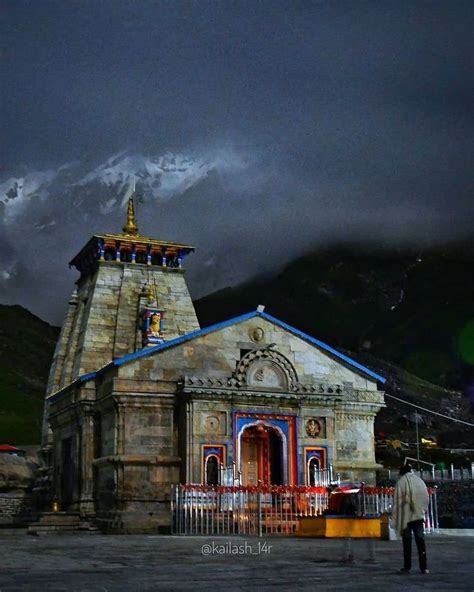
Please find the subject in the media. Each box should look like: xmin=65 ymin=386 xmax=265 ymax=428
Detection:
xmin=1 ymin=0 xmax=473 ymax=323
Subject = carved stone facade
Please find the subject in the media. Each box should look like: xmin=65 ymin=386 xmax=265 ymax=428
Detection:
xmin=44 ymin=202 xmax=386 ymax=533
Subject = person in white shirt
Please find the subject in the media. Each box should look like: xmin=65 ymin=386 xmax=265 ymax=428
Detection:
xmin=393 ymin=463 xmax=430 ymax=574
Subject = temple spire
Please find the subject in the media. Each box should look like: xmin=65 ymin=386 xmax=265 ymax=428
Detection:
xmin=122 ymin=196 xmax=139 ymax=236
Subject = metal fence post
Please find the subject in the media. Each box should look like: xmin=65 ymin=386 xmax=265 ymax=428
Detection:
xmin=171 ymin=484 xmax=175 ymax=534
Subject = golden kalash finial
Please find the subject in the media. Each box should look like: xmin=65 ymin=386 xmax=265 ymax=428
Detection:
xmin=122 ymin=196 xmax=139 ymax=236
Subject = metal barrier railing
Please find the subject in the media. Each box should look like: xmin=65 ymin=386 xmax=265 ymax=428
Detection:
xmin=172 ymin=484 xmax=439 ymax=536
xmin=355 ymin=486 xmax=438 ymax=533
xmin=172 ymin=485 xmax=328 ymax=535
xmin=313 ymin=464 xmax=341 ymax=487
xmin=387 ymin=463 xmax=474 ymax=482
xmin=218 ymin=462 xmax=242 ymax=486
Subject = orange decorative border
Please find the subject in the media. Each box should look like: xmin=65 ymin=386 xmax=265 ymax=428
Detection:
xmin=201 ymin=444 xmax=226 ymax=484
xmin=303 ymin=446 xmax=328 ymax=485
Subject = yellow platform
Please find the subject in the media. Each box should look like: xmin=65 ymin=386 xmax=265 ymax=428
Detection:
xmin=297 ymin=515 xmax=382 ymax=538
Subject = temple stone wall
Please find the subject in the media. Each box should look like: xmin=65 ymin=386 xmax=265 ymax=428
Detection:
xmin=121 ymin=403 xmax=175 ymax=456
xmin=45 ymin=232 xmax=385 ymax=531
xmin=183 ymin=399 xmax=380 ymax=486
xmin=112 ymin=315 xmax=383 ymax=489
xmin=43 ymin=260 xmax=199 ymax=444
xmin=100 ymin=411 xmax=115 ymax=456
xmin=70 ymin=263 xmax=199 ymax=378
xmin=47 ymin=308 xmax=385 ymax=530
xmin=87 ymin=389 xmax=180 ymax=532
xmin=46 ymin=262 xmax=199 ymax=393
xmin=119 ymin=316 xmax=378 ymax=392
xmin=0 ymin=492 xmax=34 ymax=525
xmin=333 ymin=410 xmax=378 ymax=481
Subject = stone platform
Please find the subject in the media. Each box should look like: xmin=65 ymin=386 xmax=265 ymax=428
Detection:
xmin=0 ymin=532 xmax=472 ymax=591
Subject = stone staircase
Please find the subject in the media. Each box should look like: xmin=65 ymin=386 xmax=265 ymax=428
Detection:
xmin=27 ymin=512 xmax=99 ymax=535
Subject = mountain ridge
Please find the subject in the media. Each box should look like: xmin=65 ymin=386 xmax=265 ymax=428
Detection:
xmin=1 ymin=242 xmax=473 ymax=445
xmin=195 ymin=243 xmax=474 ymax=391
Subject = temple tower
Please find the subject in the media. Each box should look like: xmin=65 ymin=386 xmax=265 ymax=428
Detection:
xmin=43 ymin=197 xmax=200 ymax=443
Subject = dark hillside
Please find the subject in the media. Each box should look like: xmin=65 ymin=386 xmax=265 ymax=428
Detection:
xmin=0 ymin=305 xmax=59 ymax=444
xmin=195 ymin=244 xmax=474 ymax=391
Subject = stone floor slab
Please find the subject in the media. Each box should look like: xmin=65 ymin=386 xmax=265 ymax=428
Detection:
xmin=0 ymin=532 xmax=472 ymax=591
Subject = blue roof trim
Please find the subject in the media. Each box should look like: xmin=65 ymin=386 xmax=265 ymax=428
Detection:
xmin=48 ymin=371 xmax=103 ymax=402
xmin=48 ymin=311 xmax=259 ymax=401
xmin=257 ymin=311 xmax=386 ymax=384
xmin=51 ymin=308 xmax=385 ymax=400
xmin=79 ymin=372 xmax=97 ymax=383
xmin=110 ymin=311 xmax=258 ymax=368
xmin=83 ymin=311 xmax=259 ymax=384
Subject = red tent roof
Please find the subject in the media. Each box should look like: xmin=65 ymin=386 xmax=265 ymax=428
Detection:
xmin=0 ymin=444 xmax=20 ymax=452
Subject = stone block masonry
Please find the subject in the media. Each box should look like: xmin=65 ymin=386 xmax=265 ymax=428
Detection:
xmin=0 ymin=492 xmax=34 ymax=525
xmin=48 ymin=262 xmax=200 ymax=393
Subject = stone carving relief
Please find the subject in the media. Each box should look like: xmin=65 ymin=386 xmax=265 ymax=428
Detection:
xmin=247 ymin=361 xmax=287 ymax=389
xmin=230 ymin=348 xmax=299 ymax=391
xmin=201 ymin=412 xmax=226 ymax=435
xmin=305 ymin=418 xmax=326 ymax=438
xmin=248 ymin=326 xmax=265 ymax=343
xmin=297 ymin=383 xmax=343 ymax=395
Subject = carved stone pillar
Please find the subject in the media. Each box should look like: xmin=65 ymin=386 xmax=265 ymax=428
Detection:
xmin=115 ymin=401 xmax=126 ymax=455
xmin=78 ymin=408 xmax=95 ymax=517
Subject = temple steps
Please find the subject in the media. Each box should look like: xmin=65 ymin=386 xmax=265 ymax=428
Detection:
xmin=27 ymin=512 xmax=99 ymax=535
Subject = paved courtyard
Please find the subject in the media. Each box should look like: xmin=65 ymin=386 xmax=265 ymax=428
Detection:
xmin=0 ymin=531 xmax=473 ymax=591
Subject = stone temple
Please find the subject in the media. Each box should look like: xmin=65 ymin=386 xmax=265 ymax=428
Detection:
xmin=42 ymin=198 xmax=386 ymax=532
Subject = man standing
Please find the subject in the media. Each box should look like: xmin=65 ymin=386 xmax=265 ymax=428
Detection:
xmin=393 ymin=463 xmax=430 ymax=574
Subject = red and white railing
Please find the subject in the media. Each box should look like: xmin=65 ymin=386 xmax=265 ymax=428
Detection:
xmin=171 ymin=484 xmax=439 ymax=536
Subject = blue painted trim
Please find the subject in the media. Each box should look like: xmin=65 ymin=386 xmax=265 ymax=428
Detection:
xmin=79 ymin=372 xmax=97 ymax=383
xmin=48 ymin=312 xmax=253 ymax=400
xmin=256 ymin=311 xmax=386 ymax=384
xmin=55 ymin=311 xmax=259 ymax=393
xmin=48 ymin=372 xmax=97 ymax=403
xmin=112 ymin=311 xmax=258 ymax=367
xmin=51 ymin=307 xmax=385 ymax=400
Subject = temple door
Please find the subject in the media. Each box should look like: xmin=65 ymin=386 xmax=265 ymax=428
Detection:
xmin=241 ymin=437 xmax=259 ymax=485
xmin=60 ymin=436 xmax=75 ymax=507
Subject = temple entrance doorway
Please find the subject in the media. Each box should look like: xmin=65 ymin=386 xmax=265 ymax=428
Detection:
xmin=240 ymin=424 xmax=284 ymax=485
xmin=205 ymin=455 xmax=219 ymax=485
xmin=60 ymin=436 xmax=75 ymax=507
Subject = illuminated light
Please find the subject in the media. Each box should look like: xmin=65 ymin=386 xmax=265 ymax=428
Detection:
xmin=457 ymin=321 xmax=474 ymax=365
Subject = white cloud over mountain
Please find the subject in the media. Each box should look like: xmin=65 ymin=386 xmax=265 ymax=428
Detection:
xmin=0 ymin=148 xmax=257 ymax=322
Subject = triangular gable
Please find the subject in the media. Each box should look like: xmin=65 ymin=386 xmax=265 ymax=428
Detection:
xmin=69 ymin=309 xmax=385 ymax=385
xmin=259 ymin=311 xmax=385 ymax=383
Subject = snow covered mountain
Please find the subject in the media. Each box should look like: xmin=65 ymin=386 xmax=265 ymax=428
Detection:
xmin=0 ymin=151 xmax=230 ymax=224
xmin=0 ymin=168 xmax=60 ymax=223
xmin=79 ymin=151 xmax=224 ymax=212
xmin=0 ymin=149 xmax=257 ymax=323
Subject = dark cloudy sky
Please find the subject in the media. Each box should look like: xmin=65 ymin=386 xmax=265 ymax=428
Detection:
xmin=3 ymin=1 xmax=472 ymax=169
xmin=1 ymin=0 xmax=473 ymax=322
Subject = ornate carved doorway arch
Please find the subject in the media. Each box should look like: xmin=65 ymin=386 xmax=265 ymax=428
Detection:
xmin=240 ymin=423 xmax=284 ymax=485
